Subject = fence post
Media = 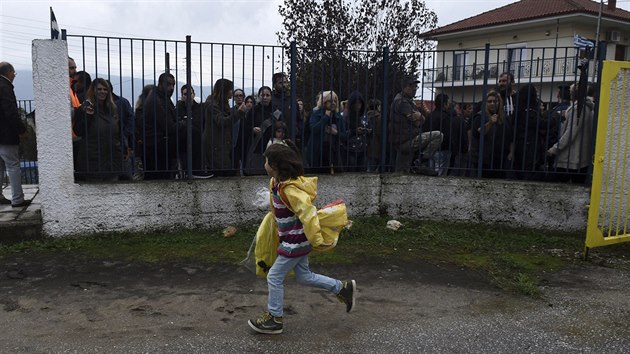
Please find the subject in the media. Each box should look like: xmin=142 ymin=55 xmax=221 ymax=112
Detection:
xmin=586 ymin=41 xmax=607 ymax=186
xmin=477 ymin=43 xmax=491 ymax=178
xmin=186 ymin=35 xmax=193 ymax=179
xmin=290 ymin=41 xmax=297 ymax=142
xmin=379 ymin=46 xmax=390 ymax=173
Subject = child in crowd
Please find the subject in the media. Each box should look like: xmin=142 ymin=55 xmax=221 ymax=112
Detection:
xmin=266 ymin=121 xmax=288 ymax=149
xmin=248 ymin=139 xmax=355 ymax=335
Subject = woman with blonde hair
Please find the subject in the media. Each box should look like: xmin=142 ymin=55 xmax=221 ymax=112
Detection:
xmin=470 ymin=90 xmax=514 ymax=178
xmin=305 ymin=91 xmax=347 ymax=173
xmin=73 ymin=77 xmax=125 ymax=181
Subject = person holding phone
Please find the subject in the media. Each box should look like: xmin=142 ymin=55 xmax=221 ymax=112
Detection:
xmin=73 ymin=78 xmax=125 ymax=181
xmin=470 ymin=90 xmax=514 ymax=178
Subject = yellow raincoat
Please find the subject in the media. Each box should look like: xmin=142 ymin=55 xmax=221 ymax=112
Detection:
xmin=254 ymin=176 xmax=348 ymax=277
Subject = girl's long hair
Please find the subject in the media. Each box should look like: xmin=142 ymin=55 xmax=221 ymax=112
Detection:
xmin=263 ymin=139 xmax=304 ymax=180
xmin=207 ymin=78 xmax=233 ymax=114
xmin=517 ymin=83 xmax=539 ymax=111
xmin=135 ymin=84 xmax=155 ymax=110
xmin=485 ymin=90 xmax=505 ymax=124
xmin=87 ymin=78 xmax=117 ymax=113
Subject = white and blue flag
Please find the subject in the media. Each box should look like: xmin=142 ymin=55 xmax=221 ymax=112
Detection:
xmin=573 ymin=34 xmax=594 ymax=49
xmin=50 ymin=7 xmax=60 ymax=40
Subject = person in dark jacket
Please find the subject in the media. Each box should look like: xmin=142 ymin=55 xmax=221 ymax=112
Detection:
xmin=512 ymin=84 xmax=542 ymax=180
xmin=242 ymin=86 xmax=274 ymax=175
xmin=0 ymin=62 xmax=30 ymax=207
xmin=271 ymin=72 xmax=301 ymax=144
xmin=231 ymin=88 xmax=246 ymax=171
xmin=204 ymin=78 xmax=246 ymax=176
xmin=106 ymin=80 xmax=135 ymax=172
xmin=73 ymin=71 xmax=92 ymax=104
xmin=341 ymin=90 xmax=369 ymax=172
xmin=142 ymin=73 xmax=182 ymax=179
xmin=366 ymin=99 xmax=382 ymax=172
xmin=388 ymin=75 xmax=442 ymax=175
xmin=470 ymin=90 xmax=514 ymax=178
xmin=176 ymin=85 xmax=207 ymax=176
xmin=131 ymin=84 xmax=156 ymax=181
xmin=73 ymin=78 xmax=125 ymax=181
xmin=497 ymin=72 xmax=517 ymax=119
xmin=424 ymin=93 xmax=465 ymax=176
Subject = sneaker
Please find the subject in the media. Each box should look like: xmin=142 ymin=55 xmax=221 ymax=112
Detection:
xmin=0 ymin=197 xmax=11 ymax=205
xmin=248 ymin=311 xmax=283 ymax=334
xmin=336 ymin=280 xmax=356 ymax=313
xmin=11 ymin=200 xmax=31 ymax=208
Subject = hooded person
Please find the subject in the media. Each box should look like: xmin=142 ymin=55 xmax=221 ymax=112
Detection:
xmin=341 ymin=90 xmax=369 ymax=172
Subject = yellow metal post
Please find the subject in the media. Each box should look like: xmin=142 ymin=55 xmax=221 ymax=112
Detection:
xmin=585 ymin=60 xmax=630 ymax=257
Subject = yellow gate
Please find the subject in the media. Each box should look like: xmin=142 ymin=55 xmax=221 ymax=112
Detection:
xmin=586 ymin=60 xmax=630 ymax=256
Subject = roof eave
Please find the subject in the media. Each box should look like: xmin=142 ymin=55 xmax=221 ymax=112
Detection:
xmin=421 ymin=12 xmax=630 ymax=40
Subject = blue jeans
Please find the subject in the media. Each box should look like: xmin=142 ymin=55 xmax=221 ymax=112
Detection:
xmin=0 ymin=144 xmax=24 ymax=204
xmin=431 ymin=150 xmax=451 ymax=176
xmin=267 ymin=254 xmax=341 ymax=317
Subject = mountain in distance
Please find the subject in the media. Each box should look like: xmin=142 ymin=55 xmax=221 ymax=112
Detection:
xmin=15 ymin=69 xmax=257 ymax=104
xmin=15 ymin=70 xmax=34 ymax=100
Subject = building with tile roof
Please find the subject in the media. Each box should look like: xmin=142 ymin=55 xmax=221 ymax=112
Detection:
xmin=419 ymin=0 xmax=629 ymax=103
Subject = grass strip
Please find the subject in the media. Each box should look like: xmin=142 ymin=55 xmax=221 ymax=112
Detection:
xmin=2 ymin=216 xmax=628 ymax=296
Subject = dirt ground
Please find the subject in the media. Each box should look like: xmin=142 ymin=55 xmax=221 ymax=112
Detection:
xmin=1 ymin=253 xmax=629 ymax=353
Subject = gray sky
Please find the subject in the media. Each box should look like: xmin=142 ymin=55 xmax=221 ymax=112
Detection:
xmin=7 ymin=0 xmax=628 ymax=68
xmin=2 ymin=0 xmax=629 ymax=96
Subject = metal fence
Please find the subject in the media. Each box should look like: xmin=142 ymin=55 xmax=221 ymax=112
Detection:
xmin=15 ymin=100 xmax=38 ymax=184
xmin=585 ymin=60 xmax=630 ymax=255
xmin=50 ymin=33 xmax=606 ymax=183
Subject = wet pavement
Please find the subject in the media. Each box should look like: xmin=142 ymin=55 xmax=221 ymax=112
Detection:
xmin=0 ymin=185 xmax=42 ymax=242
xmin=1 ymin=256 xmax=629 ymax=353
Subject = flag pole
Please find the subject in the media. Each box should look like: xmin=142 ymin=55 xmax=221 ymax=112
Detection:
xmin=592 ymin=0 xmax=603 ymax=82
xmin=50 ymin=7 xmax=60 ymax=40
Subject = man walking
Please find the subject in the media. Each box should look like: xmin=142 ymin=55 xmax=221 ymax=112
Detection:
xmin=0 ymin=62 xmax=30 ymax=208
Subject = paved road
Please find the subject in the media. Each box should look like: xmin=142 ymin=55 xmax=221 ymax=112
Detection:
xmin=1 ymin=255 xmax=629 ymax=353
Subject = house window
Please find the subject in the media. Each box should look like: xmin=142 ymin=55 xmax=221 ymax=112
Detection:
xmin=615 ymin=45 xmax=627 ymax=61
xmin=453 ymin=52 xmax=466 ymax=81
xmin=507 ymin=44 xmax=529 ymax=78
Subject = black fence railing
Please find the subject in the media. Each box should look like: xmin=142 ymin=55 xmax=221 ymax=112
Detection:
xmin=14 ymin=100 xmax=38 ymax=184
xmin=51 ymin=34 xmax=604 ymax=184
xmin=426 ymin=46 xmax=594 ymax=84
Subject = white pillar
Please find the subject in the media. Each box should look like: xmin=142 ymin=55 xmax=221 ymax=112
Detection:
xmin=32 ymin=39 xmax=76 ymax=237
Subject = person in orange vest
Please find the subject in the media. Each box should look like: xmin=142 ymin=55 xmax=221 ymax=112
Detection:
xmin=68 ymin=57 xmax=80 ymax=139
xmin=68 ymin=57 xmax=82 ymax=169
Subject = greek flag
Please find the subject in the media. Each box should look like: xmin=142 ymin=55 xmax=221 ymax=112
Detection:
xmin=50 ymin=7 xmax=60 ymax=40
xmin=573 ymin=34 xmax=594 ymax=48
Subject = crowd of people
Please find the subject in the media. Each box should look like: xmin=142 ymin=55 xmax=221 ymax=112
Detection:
xmin=387 ymin=71 xmax=594 ymax=182
xmin=65 ymin=56 xmax=595 ymax=184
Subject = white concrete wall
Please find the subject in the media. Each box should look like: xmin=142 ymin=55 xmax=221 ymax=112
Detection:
xmin=32 ymin=40 xmax=591 ymax=238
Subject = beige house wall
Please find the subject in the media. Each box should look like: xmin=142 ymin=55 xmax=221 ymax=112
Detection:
xmin=425 ymin=14 xmax=629 ymax=103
